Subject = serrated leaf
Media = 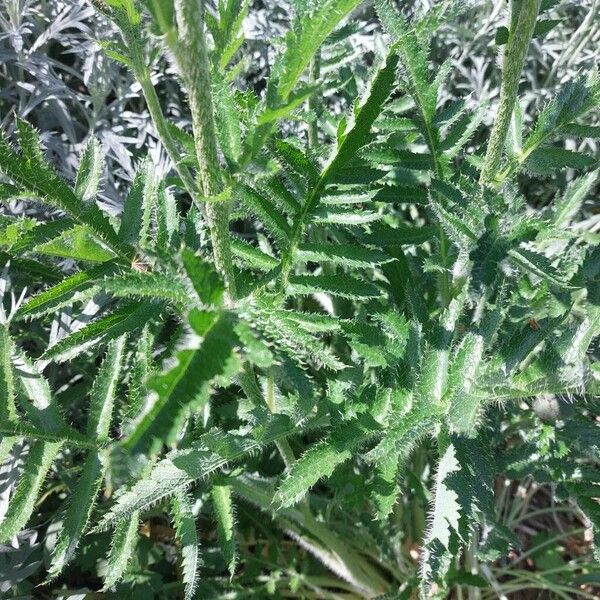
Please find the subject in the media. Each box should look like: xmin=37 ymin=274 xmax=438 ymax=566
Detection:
xmin=0 ymin=120 xmax=129 ymax=258
xmin=102 ymin=512 xmax=139 ymax=590
xmin=237 ymin=184 xmax=291 ymax=245
xmin=509 ymin=247 xmax=573 ymax=289
xmin=125 ymin=312 xmax=239 ymax=454
xmin=181 ymin=248 xmax=225 ymax=306
xmin=95 ymin=414 xmax=297 ymax=529
xmin=13 ymin=349 xmax=69 ymax=435
xmin=297 ymin=243 xmax=392 ymax=267
xmin=446 ymin=333 xmax=485 ymax=434
xmin=323 ymin=49 xmax=399 ymax=182
xmin=47 ymin=451 xmax=106 ymax=579
xmin=288 ymin=274 xmax=382 ymax=299
xmin=212 ymin=484 xmax=237 ymax=578
xmin=15 ymin=261 xmax=119 ymax=321
xmin=231 ymin=238 xmax=279 ymax=271
xmin=0 ymin=441 xmax=62 ymax=542
xmin=0 ymin=326 xmax=17 ymax=424
xmin=267 ymin=0 xmax=362 ymax=104
xmin=118 ymin=160 xmax=157 ymax=248
xmin=98 ymin=271 xmax=189 ymax=305
xmin=75 ymin=138 xmax=104 ymax=204
xmin=43 ymin=301 xmax=161 ymax=363
xmin=524 ymin=147 xmax=596 ymax=175
xmin=172 ymin=491 xmax=200 ymax=599
xmin=551 ymin=170 xmax=597 ymax=227
xmin=87 ymin=336 xmax=126 ymax=442
xmin=275 ymin=416 xmax=379 ymax=508
xmin=34 ymin=224 xmax=115 ymax=263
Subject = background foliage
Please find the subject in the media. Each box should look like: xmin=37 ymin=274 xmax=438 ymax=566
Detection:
xmin=0 ymin=0 xmax=599 ymax=598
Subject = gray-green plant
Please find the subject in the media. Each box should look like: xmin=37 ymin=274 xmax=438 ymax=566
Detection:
xmin=0 ymin=0 xmax=599 ymax=597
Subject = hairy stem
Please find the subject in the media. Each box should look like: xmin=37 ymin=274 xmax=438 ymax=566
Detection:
xmin=174 ymin=0 xmax=237 ymax=299
xmin=307 ymin=51 xmax=321 ymax=149
xmin=479 ymin=0 xmax=541 ymax=185
xmin=113 ymin=20 xmax=200 ymax=202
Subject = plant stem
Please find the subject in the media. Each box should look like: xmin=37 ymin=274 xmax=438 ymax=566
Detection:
xmin=308 ymin=50 xmax=321 ymax=149
xmin=119 ymin=27 xmax=199 ymax=201
xmin=480 ymin=0 xmax=541 ymax=185
xmin=174 ymin=0 xmax=237 ymax=300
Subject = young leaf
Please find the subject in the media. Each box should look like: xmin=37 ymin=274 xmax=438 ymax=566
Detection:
xmin=118 ymin=160 xmax=157 ymax=248
xmin=296 ymin=243 xmax=392 ymax=268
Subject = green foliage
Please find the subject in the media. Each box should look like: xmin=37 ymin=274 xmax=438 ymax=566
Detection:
xmin=1 ymin=0 xmax=599 ymax=597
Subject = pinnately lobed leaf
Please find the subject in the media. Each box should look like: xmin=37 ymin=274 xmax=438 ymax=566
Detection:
xmin=2 ymin=0 xmax=600 ymax=596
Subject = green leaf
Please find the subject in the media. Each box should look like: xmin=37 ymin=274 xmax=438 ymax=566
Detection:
xmin=0 ymin=325 xmax=17 ymax=424
xmin=231 ymin=238 xmax=279 ymax=271
xmin=102 ymin=512 xmax=139 ymax=590
xmin=258 ymin=85 xmax=320 ymax=125
xmin=156 ymin=184 xmax=178 ymax=252
xmin=270 ymin=139 xmax=319 ymax=189
xmin=0 ymin=120 xmax=129 ymax=258
xmin=75 ymin=138 xmax=104 ymax=204
xmin=375 ymin=0 xmax=438 ymax=123
xmin=212 ymin=71 xmax=243 ymax=167
xmin=296 ymin=243 xmax=392 ymax=267
xmin=95 ymin=414 xmax=297 ymax=529
xmin=34 ymin=224 xmax=116 ymax=262
xmin=248 ymin=306 xmax=345 ymax=370
xmin=43 ymin=301 xmax=161 ymax=363
xmin=524 ymin=147 xmax=596 ymax=175
xmin=0 ymin=441 xmax=62 ymax=542
xmin=275 ymin=416 xmax=380 ymax=508
xmin=15 ymin=261 xmax=120 ymax=321
xmin=237 ymin=184 xmax=291 ymax=246
xmin=446 ymin=332 xmax=485 ymax=434
xmin=212 ymin=484 xmax=238 ymax=578
xmin=288 ymin=274 xmax=382 ymax=299
xmin=124 ymin=312 xmax=239 ymax=455
xmin=13 ymin=348 xmax=69 ymax=435
xmin=98 ymin=271 xmax=189 ymax=305
xmin=522 ymin=74 xmax=600 ymax=155
xmin=551 ymin=170 xmax=597 ymax=227
xmin=323 ymin=49 xmax=399 ymax=182
xmin=358 ymin=223 xmax=437 ymax=246
xmin=87 ymin=336 xmax=126 ymax=442
xmin=372 ymin=184 xmax=428 ymax=204
xmin=172 ymin=491 xmax=201 ymax=600
xmin=562 ymin=124 xmax=600 ymax=139
xmin=181 ymin=249 xmax=225 ymax=306
xmin=118 ymin=160 xmax=157 ymax=248
xmin=420 ymin=436 xmax=496 ymax=595
xmin=509 ymin=247 xmax=573 ymax=289
xmin=48 ymin=452 xmax=106 ymax=579
xmin=267 ymin=0 xmax=362 ymax=103
xmin=366 ymin=401 xmax=439 ymax=464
